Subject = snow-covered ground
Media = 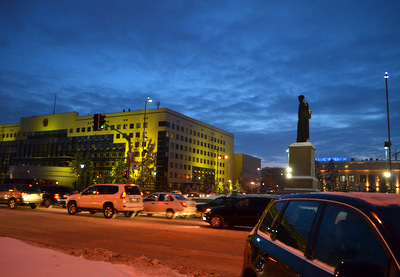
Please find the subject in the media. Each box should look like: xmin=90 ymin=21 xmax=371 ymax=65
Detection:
xmin=0 ymin=237 xmax=192 ymax=277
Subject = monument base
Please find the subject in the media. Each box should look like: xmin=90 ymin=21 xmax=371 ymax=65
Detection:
xmin=285 ymin=142 xmax=319 ymax=193
xmin=284 ymin=176 xmax=319 ymax=194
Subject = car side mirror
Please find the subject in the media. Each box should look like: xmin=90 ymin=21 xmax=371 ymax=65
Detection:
xmin=334 ymin=260 xmax=384 ymax=277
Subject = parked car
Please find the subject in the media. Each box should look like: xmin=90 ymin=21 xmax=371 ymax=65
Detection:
xmin=0 ymin=184 xmax=43 ymax=209
xmin=241 ymin=192 xmax=400 ymax=277
xmin=0 ymin=184 xmax=22 ymax=209
xmin=40 ymin=185 xmax=76 ymax=208
xmin=66 ymin=184 xmax=143 ymax=219
xmin=18 ymin=184 xmax=43 ymax=209
xmin=142 ymin=192 xmax=197 ymax=219
xmin=203 ymin=196 xmax=273 ymax=228
xmin=195 ymin=196 xmax=243 ymax=217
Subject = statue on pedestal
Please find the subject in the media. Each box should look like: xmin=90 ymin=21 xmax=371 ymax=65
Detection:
xmin=297 ymin=95 xmax=311 ymax=142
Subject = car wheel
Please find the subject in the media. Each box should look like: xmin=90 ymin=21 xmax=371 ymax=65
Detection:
xmin=103 ymin=204 xmax=116 ymax=219
xmin=43 ymin=198 xmax=51 ymax=208
xmin=210 ymin=215 xmax=224 ymax=228
xmin=30 ymin=203 xmax=38 ymax=209
xmin=124 ymin=211 xmax=134 ymax=218
xmin=166 ymin=209 xmax=175 ymax=219
xmin=67 ymin=202 xmax=77 ymax=215
xmin=194 ymin=211 xmax=203 ymax=218
xmin=8 ymin=199 xmax=17 ymax=209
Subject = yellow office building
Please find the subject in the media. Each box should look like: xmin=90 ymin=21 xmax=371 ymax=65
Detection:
xmin=0 ymin=108 xmax=234 ymax=192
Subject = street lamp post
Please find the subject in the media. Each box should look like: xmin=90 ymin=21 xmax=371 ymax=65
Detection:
xmin=141 ymin=97 xmax=152 ymax=189
xmin=384 ymin=72 xmax=392 ymax=192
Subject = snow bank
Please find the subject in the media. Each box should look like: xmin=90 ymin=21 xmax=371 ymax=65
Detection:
xmin=0 ymin=237 xmax=190 ymax=277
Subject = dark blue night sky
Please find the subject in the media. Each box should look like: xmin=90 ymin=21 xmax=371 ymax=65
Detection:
xmin=1 ymin=0 xmax=399 ymax=167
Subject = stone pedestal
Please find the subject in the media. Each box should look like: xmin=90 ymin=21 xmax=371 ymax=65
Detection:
xmin=285 ymin=142 xmax=319 ymax=193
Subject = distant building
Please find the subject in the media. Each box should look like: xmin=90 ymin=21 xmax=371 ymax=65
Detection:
xmin=233 ymin=154 xmax=261 ymax=193
xmin=0 ymin=108 xmax=234 ymax=192
xmin=261 ymin=159 xmax=400 ymax=194
xmin=261 ymin=167 xmax=288 ymax=193
xmin=317 ymin=159 xmax=400 ymax=193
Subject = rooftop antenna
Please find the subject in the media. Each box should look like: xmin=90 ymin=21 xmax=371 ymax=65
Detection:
xmin=156 ymin=101 xmax=160 ymax=109
xmin=53 ymin=93 xmax=57 ymax=114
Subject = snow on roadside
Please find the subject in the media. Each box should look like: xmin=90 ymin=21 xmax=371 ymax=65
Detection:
xmin=0 ymin=237 xmax=192 ymax=277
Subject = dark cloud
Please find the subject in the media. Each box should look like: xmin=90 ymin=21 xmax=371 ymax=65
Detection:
xmin=0 ymin=0 xmax=399 ymax=167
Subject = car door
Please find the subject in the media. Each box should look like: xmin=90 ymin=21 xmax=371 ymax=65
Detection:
xmin=144 ymin=193 xmax=159 ymax=212
xmin=256 ymin=200 xmax=320 ymax=277
xmin=224 ymin=198 xmax=251 ymax=226
xmin=156 ymin=193 xmax=173 ymax=212
xmin=78 ymin=185 xmax=98 ymax=208
xmin=302 ymin=203 xmax=395 ymax=277
xmin=0 ymin=185 xmax=10 ymax=203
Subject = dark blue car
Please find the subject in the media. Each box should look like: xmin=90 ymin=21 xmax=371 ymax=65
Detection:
xmin=242 ymin=192 xmax=400 ymax=277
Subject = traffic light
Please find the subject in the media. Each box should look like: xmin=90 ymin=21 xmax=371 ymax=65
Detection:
xmin=93 ymin=113 xmax=106 ymax=131
xmin=93 ymin=113 xmax=100 ymax=131
xmin=99 ymin=114 xmax=106 ymax=130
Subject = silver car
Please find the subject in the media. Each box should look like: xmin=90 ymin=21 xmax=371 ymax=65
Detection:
xmin=66 ymin=184 xmax=144 ymax=219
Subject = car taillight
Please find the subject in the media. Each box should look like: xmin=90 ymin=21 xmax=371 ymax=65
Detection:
xmin=40 ymin=193 xmax=44 ymax=197
xmin=181 ymin=202 xmax=188 ymax=207
xmin=121 ymin=191 xmax=127 ymax=198
xmin=54 ymin=193 xmax=60 ymax=199
xmin=21 ymin=192 xmax=27 ymax=197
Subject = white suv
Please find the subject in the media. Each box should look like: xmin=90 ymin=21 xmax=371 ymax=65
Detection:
xmin=66 ymin=184 xmax=143 ymax=219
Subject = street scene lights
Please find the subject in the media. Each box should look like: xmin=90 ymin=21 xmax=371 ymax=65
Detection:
xmin=141 ymin=97 xmax=152 ymax=188
xmin=384 ymin=72 xmax=392 ymax=192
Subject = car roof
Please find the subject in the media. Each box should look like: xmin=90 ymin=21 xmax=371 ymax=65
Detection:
xmin=275 ymin=192 xmax=400 ymax=209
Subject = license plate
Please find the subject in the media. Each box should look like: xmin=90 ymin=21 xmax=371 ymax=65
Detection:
xmin=130 ymin=198 xmax=139 ymax=203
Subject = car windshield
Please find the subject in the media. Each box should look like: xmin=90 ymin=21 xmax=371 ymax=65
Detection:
xmin=21 ymin=185 xmax=41 ymax=193
xmin=124 ymin=186 xmax=141 ymax=195
xmin=172 ymin=193 xmax=188 ymax=200
xmin=379 ymin=207 xmax=400 ymax=236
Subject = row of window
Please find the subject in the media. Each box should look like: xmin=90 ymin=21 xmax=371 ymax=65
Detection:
xmin=160 ymin=121 xmax=227 ymax=145
xmin=338 ymin=175 xmax=378 ymax=183
xmin=169 ymin=151 xmax=226 ymax=166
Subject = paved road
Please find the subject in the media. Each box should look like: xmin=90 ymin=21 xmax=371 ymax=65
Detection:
xmin=0 ymin=206 xmax=251 ymax=276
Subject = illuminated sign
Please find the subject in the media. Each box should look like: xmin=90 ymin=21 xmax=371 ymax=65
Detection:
xmin=315 ymin=157 xmax=348 ymax=162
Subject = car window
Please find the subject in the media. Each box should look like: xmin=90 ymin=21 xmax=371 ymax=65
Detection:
xmin=172 ymin=193 xmax=187 ymax=200
xmin=314 ymin=204 xmax=390 ymax=270
xmin=124 ymin=186 xmax=141 ymax=195
xmin=379 ymin=207 xmax=400 ymax=236
xmin=275 ymin=201 xmax=319 ymax=253
xmin=252 ymin=197 xmax=272 ymax=208
xmin=82 ymin=186 xmax=98 ymax=195
xmin=1 ymin=185 xmax=13 ymax=191
xmin=21 ymin=185 xmax=41 ymax=193
xmin=158 ymin=194 xmax=172 ymax=201
xmin=259 ymin=200 xmax=287 ymax=236
xmin=233 ymin=198 xmax=250 ymax=209
xmin=145 ymin=193 xmax=158 ymax=201
xmin=97 ymin=185 xmax=118 ymax=195
xmin=212 ymin=197 xmax=225 ymax=205
xmin=225 ymin=197 xmax=239 ymax=205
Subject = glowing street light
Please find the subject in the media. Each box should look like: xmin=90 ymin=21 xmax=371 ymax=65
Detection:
xmin=286 ymin=167 xmax=293 ymax=179
xmin=384 ymin=72 xmax=392 ymax=192
xmin=141 ymin=97 xmax=153 ymax=189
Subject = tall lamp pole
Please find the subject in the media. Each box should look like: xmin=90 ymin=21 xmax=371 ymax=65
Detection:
xmin=384 ymin=72 xmax=392 ymax=192
xmin=141 ymin=97 xmax=152 ymax=189
xmin=216 ymin=147 xmax=219 ymax=195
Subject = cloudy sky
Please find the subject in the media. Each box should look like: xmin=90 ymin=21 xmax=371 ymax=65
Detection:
xmin=1 ymin=0 xmax=399 ymax=167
